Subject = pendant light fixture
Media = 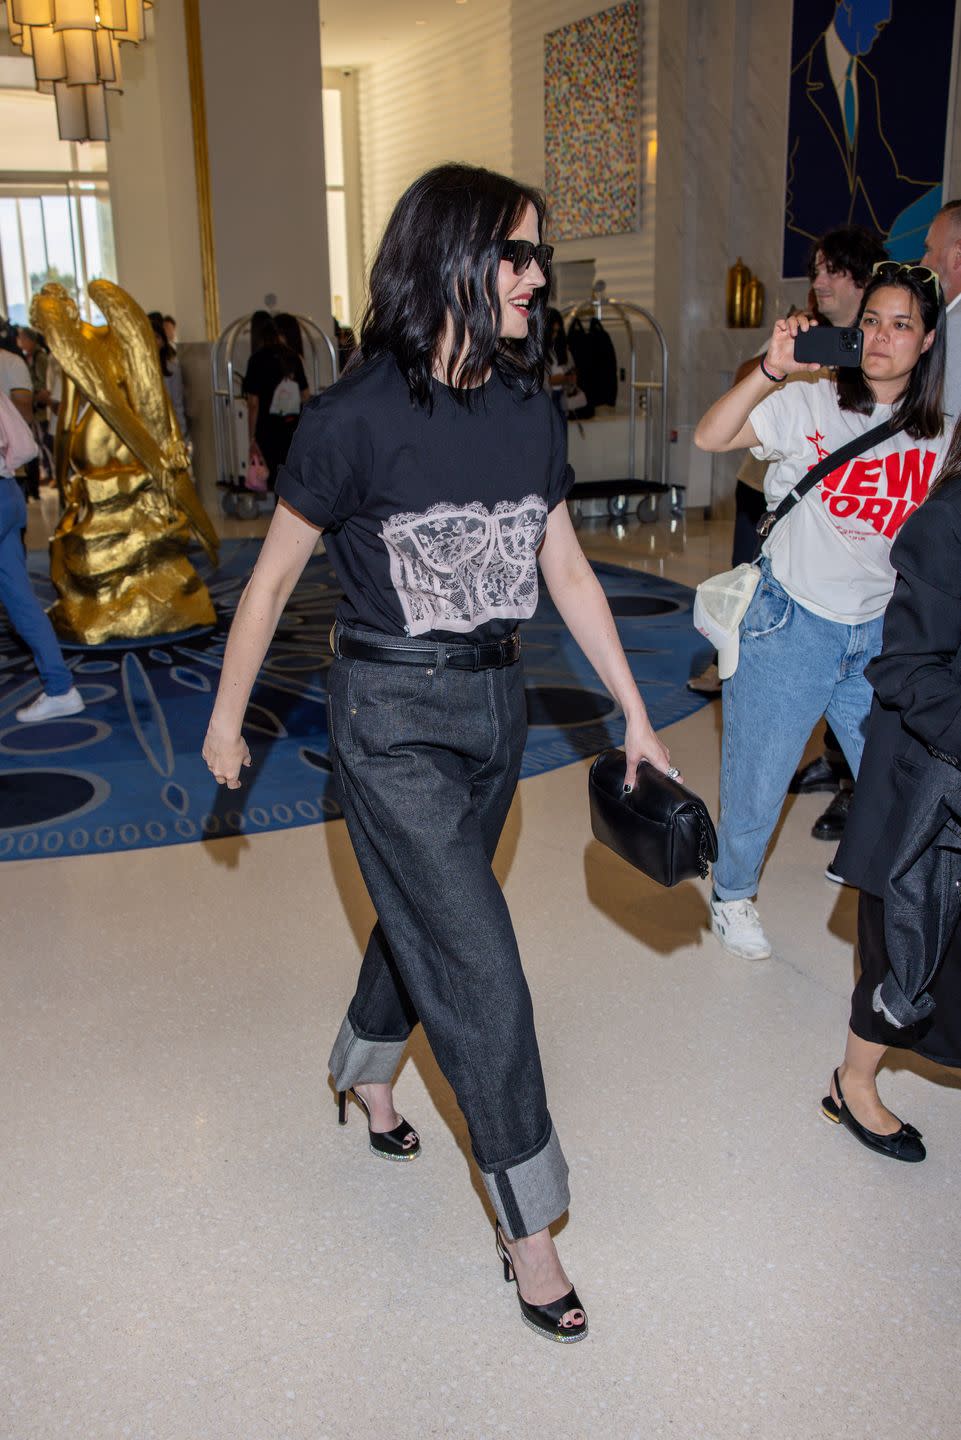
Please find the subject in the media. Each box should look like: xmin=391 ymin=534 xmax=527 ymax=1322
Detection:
xmin=4 ymin=0 xmax=152 ymax=140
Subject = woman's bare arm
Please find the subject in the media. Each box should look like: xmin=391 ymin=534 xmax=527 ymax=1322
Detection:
xmin=202 ymin=501 xmax=321 ymax=787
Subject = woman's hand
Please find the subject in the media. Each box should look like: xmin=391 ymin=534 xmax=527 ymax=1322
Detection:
xmin=622 ymin=708 xmax=679 ymax=790
xmin=765 ymin=313 xmax=823 ymax=380
xmin=202 ymin=725 xmax=252 ymax=789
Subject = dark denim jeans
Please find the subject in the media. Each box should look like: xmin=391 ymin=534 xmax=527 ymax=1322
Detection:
xmin=326 ymin=624 xmax=570 ymax=1239
xmin=0 ymin=476 xmax=72 ymax=696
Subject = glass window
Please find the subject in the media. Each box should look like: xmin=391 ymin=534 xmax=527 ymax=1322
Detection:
xmin=0 ymin=88 xmax=115 ymax=325
xmin=322 ymin=86 xmax=350 ymax=326
xmin=0 ymin=181 xmax=116 ymax=326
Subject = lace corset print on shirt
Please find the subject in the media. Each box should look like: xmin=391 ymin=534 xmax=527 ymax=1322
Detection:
xmin=379 ymin=496 xmax=548 ymax=635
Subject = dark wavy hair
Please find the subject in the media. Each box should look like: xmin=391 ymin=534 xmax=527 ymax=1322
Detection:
xmin=807 ymin=225 xmax=887 ymax=290
xmin=931 ymin=412 xmax=961 ymax=496
xmin=350 ymin=163 xmax=548 ymax=407
xmin=836 ymin=273 xmax=945 ymax=440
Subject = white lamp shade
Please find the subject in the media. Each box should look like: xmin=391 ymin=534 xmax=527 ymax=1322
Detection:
xmin=96 ymin=0 xmax=128 ymax=29
xmin=104 ymin=35 xmax=123 ymax=89
xmin=54 ymin=79 xmax=109 ymax=141
xmin=51 ymin=0 xmax=98 ymax=31
xmin=113 ymin=0 xmax=145 ymax=44
xmin=31 ymin=24 xmax=67 ymax=81
xmin=10 ymin=1 xmax=55 ymax=25
xmin=62 ymin=25 xmax=98 ymax=83
xmin=94 ymin=27 xmax=118 ymax=84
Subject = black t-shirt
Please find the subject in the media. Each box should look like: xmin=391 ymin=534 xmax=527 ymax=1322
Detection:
xmin=276 ymin=355 xmax=575 ymax=642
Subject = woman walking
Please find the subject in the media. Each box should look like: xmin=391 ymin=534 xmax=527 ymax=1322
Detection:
xmin=202 ymin=164 xmax=673 ymax=1342
xmin=823 ymin=414 xmax=961 ymax=1161
xmin=694 ymin=263 xmax=948 ymax=959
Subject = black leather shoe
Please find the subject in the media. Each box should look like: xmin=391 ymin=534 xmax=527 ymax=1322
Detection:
xmin=495 ymin=1226 xmax=588 ymax=1343
xmin=820 ymin=1068 xmax=925 ymax=1163
xmin=790 ymin=754 xmax=841 ymax=794
xmin=811 ymin=786 xmax=853 ymax=840
xmin=337 ymin=1088 xmax=420 ymax=1161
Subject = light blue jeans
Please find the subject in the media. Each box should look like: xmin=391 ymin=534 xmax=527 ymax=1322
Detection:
xmin=714 ymin=562 xmax=884 ymax=902
xmin=0 ymin=476 xmax=72 ymax=697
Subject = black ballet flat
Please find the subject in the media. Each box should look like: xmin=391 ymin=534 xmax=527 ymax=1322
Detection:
xmin=820 ymin=1067 xmax=925 ymax=1163
xmin=337 ymin=1088 xmax=420 ymax=1161
xmin=495 ymin=1225 xmax=588 ymax=1344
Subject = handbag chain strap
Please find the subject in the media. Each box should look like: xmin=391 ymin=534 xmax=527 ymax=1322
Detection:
xmin=696 ymin=812 xmax=711 ymax=880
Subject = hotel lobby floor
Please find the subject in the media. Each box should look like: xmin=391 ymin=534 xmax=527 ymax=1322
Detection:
xmin=4 ymin=507 xmax=959 ymax=1440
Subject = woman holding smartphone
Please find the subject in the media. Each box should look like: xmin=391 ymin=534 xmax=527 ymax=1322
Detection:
xmin=822 ymin=415 xmax=961 ymax=1161
xmin=694 ymin=263 xmax=947 ymax=961
xmin=202 ymin=164 xmax=673 ymax=1343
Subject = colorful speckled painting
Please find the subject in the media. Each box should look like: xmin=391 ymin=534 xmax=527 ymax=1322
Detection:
xmin=544 ymin=2 xmax=639 ymax=240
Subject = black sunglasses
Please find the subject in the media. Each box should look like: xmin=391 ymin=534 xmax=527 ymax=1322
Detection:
xmin=502 ymin=240 xmax=554 ymax=275
xmin=871 ymin=260 xmax=943 ymax=301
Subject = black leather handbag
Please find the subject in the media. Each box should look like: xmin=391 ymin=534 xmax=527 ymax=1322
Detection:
xmin=588 ymin=750 xmax=718 ymax=887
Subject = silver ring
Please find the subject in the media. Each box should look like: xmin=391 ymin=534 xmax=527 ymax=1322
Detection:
xmin=667 ymin=766 xmax=680 ymax=779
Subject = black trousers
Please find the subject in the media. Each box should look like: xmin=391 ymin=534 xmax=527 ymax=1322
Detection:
xmin=851 ymin=892 xmax=961 ymax=1069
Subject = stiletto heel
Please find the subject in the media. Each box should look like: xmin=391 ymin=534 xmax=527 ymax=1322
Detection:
xmin=336 ymin=1086 xmax=420 ymax=1161
xmin=820 ymin=1067 xmax=925 ymax=1163
xmin=494 ymin=1225 xmax=588 ymax=1344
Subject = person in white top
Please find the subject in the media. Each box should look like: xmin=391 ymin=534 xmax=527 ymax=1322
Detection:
xmin=922 ymin=198 xmax=961 ymax=421
xmin=0 ymin=318 xmax=84 ymax=724
xmin=694 ymin=264 xmax=948 ymax=960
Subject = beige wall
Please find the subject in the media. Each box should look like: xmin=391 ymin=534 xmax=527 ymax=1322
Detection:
xmin=107 ymin=6 xmax=206 ymax=341
xmin=356 ymin=0 xmax=512 ymax=269
xmin=200 ymin=0 xmax=332 ymax=334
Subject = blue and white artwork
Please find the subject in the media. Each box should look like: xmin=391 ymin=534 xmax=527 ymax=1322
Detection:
xmin=783 ymin=0 xmax=958 ymax=277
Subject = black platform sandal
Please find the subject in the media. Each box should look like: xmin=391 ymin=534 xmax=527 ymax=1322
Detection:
xmin=337 ymin=1087 xmax=420 ymax=1161
xmin=495 ymin=1225 xmax=588 ymax=1343
xmin=820 ymin=1067 xmax=925 ymax=1163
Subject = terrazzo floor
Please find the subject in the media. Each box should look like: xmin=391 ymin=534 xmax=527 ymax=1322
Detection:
xmin=3 ymin=504 xmax=959 ymax=1440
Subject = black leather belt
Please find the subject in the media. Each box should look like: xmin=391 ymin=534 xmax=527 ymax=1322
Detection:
xmin=336 ymin=628 xmax=521 ymax=671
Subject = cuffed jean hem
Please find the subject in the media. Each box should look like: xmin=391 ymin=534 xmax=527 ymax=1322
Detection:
xmin=477 ymin=1121 xmax=570 ymax=1239
xmin=328 ymin=1014 xmax=408 ymax=1090
xmin=712 ymin=881 xmax=760 ymax=903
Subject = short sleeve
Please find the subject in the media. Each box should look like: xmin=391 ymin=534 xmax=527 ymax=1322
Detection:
xmin=547 ymin=394 xmax=575 ymax=511
xmin=275 ymin=398 xmax=360 ymax=530
xmin=2 ymin=352 xmax=31 ymax=395
xmin=749 ymin=385 xmax=795 ymax=463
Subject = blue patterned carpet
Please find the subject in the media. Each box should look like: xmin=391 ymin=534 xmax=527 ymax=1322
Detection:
xmin=0 ymin=542 xmax=712 ymax=861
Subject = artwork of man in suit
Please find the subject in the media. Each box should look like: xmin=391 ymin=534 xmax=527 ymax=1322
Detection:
xmin=783 ymin=0 xmax=952 ymax=278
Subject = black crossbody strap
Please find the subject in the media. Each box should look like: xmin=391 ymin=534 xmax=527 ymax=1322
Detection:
xmin=757 ymin=416 xmax=903 ymax=539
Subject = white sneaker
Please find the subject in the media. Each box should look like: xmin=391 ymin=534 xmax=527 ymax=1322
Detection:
xmin=710 ymin=896 xmax=773 ymax=960
xmin=15 ymin=686 xmax=85 ymax=724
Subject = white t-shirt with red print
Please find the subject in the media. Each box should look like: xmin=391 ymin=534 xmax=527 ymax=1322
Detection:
xmin=749 ymin=376 xmax=949 ymax=624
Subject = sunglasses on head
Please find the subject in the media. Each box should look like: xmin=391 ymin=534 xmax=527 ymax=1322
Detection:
xmin=871 ymin=260 xmax=943 ymax=300
xmin=502 ymin=240 xmax=554 ymax=275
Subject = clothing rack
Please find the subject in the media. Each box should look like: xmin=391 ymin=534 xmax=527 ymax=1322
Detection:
xmin=560 ymin=289 xmax=673 ymax=517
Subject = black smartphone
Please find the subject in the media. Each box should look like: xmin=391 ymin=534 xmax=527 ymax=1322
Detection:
xmin=793 ymin=326 xmax=863 ymax=368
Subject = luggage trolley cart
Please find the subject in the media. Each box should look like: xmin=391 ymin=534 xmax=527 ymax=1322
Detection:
xmin=561 ymin=289 xmax=678 ymax=522
xmin=211 ymin=314 xmax=339 ymax=519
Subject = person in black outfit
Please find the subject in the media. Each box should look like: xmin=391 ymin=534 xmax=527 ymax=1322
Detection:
xmin=202 ymin=163 xmax=676 ymax=1343
xmin=823 ymin=416 xmax=961 ymax=1163
xmin=242 ymin=312 xmax=309 ymax=489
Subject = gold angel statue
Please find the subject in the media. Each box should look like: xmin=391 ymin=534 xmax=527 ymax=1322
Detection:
xmin=30 ymin=280 xmax=219 ymax=644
